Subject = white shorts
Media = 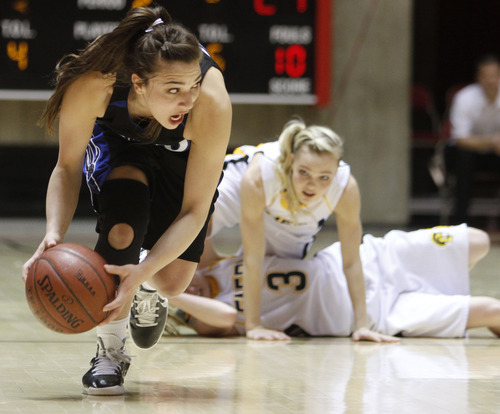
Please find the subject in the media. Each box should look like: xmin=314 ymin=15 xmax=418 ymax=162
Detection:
xmin=359 ymin=224 xmax=471 ymax=337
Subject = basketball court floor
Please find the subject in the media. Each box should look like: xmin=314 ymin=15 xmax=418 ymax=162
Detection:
xmin=1 ymin=218 xmax=500 ymax=413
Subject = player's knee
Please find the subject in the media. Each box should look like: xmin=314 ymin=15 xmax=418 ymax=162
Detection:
xmin=155 ymin=279 xmax=186 ymax=297
xmin=485 ymin=297 xmax=500 ymax=317
xmin=108 ymin=223 xmax=135 ymax=250
xmin=94 ymin=178 xmax=150 ymax=265
xmin=153 ymin=273 xmax=192 ymax=298
xmin=468 ymin=227 xmax=490 ymax=267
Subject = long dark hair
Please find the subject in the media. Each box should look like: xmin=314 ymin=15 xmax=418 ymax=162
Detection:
xmin=39 ymin=5 xmax=202 ymax=140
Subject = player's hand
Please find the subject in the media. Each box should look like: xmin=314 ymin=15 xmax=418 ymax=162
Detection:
xmin=352 ymin=327 xmax=400 ymax=343
xmin=246 ymin=326 xmax=291 ymax=341
xmin=100 ymin=263 xmax=146 ymax=323
xmin=21 ymin=235 xmax=59 ymax=283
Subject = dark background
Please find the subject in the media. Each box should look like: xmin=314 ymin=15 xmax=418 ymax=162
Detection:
xmin=413 ymin=0 xmax=500 ymax=116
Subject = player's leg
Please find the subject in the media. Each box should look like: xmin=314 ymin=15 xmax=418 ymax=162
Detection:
xmin=83 ymin=167 xmax=150 ymax=396
xmin=129 ymin=256 xmax=196 ymax=350
xmin=467 ymin=297 xmax=500 ymax=337
xmin=151 ymin=258 xmax=198 ymax=297
xmin=467 ymin=227 xmax=490 ymax=270
xmin=129 ymin=146 xmax=218 ymax=349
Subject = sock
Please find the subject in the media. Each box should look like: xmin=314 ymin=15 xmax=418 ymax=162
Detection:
xmin=97 ymin=317 xmax=128 ymax=353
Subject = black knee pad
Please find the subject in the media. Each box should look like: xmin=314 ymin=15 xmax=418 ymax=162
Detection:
xmin=94 ymin=179 xmax=150 ymax=266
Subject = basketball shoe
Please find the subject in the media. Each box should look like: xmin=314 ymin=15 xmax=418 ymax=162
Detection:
xmin=129 ymin=285 xmax=168 ymax=349
xmin=82 ymin=335 xmax=131 ymax=396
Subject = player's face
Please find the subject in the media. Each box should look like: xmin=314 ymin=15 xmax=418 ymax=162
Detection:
xmin=290 ymin=145 xmax=338 ymax=205
xmin=132 ymin=60 xmax=202 ymax=129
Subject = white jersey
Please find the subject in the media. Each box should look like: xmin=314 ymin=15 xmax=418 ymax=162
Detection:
xmin=211 ymin=141 xmax=351 ymax=258
xmin=198 ymin=224 xmax=471 ymax=338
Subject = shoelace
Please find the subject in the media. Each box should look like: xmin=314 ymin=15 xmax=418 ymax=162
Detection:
xmin=133 ymin=290 xmax=163 ymax=327
xmin=92 ymin=338 xmax=131 ymax=375
xmin=91 ymin=355 xmax=129 ymax=376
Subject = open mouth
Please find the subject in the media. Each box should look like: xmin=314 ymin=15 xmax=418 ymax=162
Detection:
xmin=170 ymin=113 xmax=184 ymax=122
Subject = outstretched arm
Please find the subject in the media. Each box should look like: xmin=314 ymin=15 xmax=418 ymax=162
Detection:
xmin=169 ymin=293 xmax=239 ymax=337
xmin=240 ymin=158 xmax=291 ymax=340
xmin=22 ymin=72 xmax=113 ymax=281
xmin=103 ymin=67 xmax=232 ymax=315
xmin=138 ymin=67 xmax=232 ymax=277
xmin=335 ymin=175 xmax=399 ymax=343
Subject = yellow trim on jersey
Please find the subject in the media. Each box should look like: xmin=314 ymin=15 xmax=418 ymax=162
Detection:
xmin=232 ymin=147 xmax=246 ymax=156
xmin=323 ymin=194 xmax=334 ymax=214
xmin=206 ymin=276 xmax=220 ymax=299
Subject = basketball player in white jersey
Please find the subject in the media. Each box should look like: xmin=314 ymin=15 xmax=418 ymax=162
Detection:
xmin=203 ymin=118 xmax=392 ymax=341
xmin=171 ymin=225 xmax=499 ymax=339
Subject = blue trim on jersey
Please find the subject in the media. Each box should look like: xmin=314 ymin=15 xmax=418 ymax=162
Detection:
xmin=109 ymin=100 xmax=127 ymax=108
xmin=84 ymin=125 xmax=112 ymax=204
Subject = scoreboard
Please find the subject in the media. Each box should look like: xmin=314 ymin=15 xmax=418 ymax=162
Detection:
xmin=0 ymin=0 xmax=331 ymax=105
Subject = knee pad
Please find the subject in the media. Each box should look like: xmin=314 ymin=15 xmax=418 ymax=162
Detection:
xmin=94 ymin=179 xmax=150 ymax=266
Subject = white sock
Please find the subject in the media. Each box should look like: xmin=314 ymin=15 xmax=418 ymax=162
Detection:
xmin=97 ymin=317 xmax=128 ymax=351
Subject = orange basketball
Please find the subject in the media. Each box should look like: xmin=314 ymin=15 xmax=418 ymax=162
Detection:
xmin=25 ymin=243 xmax=116 ymax=334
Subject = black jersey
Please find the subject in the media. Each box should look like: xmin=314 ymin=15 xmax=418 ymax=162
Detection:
xmin=94 ymin=47 xmax=221 ymax=147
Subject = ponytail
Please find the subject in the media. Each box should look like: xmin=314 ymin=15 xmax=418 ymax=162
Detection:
xmin=39 ymin=5 xmax=201 ymax=138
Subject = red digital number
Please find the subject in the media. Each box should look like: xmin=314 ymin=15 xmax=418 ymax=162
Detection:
xmin=254 ymin=0 xmax=276 ymax=16
xmin=297 ymin=0 xmax=308 ymax=13
xmin=254 ymin=0 xmax=308 ymax=16
xmin=274 ymin=45 xmax=307 ymax=78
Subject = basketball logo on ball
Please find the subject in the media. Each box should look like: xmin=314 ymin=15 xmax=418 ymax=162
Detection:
xmin=25 ymin=243 xmax=116 ymax=334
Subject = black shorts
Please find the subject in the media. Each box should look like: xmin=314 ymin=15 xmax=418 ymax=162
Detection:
xmin=85 ymin=133 xmax=218 ymax=263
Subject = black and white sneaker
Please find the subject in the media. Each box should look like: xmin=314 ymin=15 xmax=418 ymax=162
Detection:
xmin=82 ymin=335 xmax=131 ymax=396
xmin=129 ymin=285 xmax=168 ymax=349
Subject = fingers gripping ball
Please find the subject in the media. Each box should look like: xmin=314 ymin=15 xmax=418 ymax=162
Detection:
xmin=25 ymin=244 xmax=116 ymax=334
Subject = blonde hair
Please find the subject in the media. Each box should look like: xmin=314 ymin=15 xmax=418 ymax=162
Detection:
xmin=274 ymin=118 xmax=344 ymax=216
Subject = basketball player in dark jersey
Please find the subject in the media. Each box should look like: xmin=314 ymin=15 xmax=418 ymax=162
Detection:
xmin=22 ymin=6 xmax=232 ymax=395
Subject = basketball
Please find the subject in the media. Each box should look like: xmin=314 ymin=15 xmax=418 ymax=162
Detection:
xmin=25 ymin=243 xmax=116 ymax=334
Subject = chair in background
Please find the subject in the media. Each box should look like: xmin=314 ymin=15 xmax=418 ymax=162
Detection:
xmin=427 ymin=83 xmax=466 ymax=224
xmin=410 ymin=84 xmax=442 ymax=218
xmin=411 ymin=84 xmax=441 ymax=143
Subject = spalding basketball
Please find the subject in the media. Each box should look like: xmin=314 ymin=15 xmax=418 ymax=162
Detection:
xmin=25 ymin=243 xmax=116 ymax=334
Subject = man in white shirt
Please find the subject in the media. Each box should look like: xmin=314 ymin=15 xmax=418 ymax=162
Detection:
xmin=449 ymin=54 xmax=500 ymax=223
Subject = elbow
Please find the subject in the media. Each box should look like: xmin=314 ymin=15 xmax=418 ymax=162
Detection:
xmin=219 ymin=308 xmax=238 ymax=328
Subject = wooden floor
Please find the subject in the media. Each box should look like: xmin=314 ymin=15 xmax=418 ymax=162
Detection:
xmin=2 ymin=218 xmax=500 ymax=413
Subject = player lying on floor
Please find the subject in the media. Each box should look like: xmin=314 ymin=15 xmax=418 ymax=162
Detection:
xmin=168 ymin=224 xmax=500 ymax=339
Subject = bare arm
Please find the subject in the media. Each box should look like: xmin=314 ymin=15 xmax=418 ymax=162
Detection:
xmin=139 ymin=67 xmax=232 ymax=277
xmin=169 ymin=293 xmax=239 ymax=336
xmin=22 ymin=72 xmax=113 ymax=281
xmin=103 ymin=68 xmax=232 ymax=314
xmin=335 ymin=175 xmax=398 ymax=343
xmin=240 ymin=157 xmax=290 ymax=340
xmin=455 ymin=134 xmax=500 ymax=154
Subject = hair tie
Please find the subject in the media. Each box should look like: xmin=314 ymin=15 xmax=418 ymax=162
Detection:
xmin=145 ymin=18 xmax=164 ymax=33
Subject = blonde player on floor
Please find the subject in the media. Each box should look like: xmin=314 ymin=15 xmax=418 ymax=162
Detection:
xmin=203 ymin=118 xmax=394 ymax=342
xmin=169 ymin=225 xmax=500 ymax=338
